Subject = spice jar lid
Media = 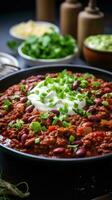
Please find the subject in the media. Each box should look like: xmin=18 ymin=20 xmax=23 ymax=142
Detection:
xmin=0 ymin=52 xmax=19 ymax=79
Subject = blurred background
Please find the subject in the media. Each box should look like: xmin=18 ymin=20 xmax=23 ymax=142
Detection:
xmin=0 ymin=0 xmax=112 ymax=15
xmin=0 ymin=0 xmax=112 ymax=65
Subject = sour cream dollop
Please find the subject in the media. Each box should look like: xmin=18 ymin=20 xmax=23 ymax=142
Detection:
xmin=28 ymin=74 xmax=86 ymax=116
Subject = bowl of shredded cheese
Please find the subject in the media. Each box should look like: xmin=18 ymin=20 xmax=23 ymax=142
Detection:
xmin=9 ymin=20 xmax=60 ymax=41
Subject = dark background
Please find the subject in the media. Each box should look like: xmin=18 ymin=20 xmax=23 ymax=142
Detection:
xmin=0 ymin=0 xmax=112 ymax=14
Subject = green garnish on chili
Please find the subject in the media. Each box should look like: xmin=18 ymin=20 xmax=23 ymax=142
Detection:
xmin=30 ymin=121 xmax=41 ymax=133
xmin=3 ymin=99 xmax=12 ymax=111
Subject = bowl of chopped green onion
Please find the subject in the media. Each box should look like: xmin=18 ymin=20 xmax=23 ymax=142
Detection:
xmin=18 ymin=32 xmax=78 ymax=67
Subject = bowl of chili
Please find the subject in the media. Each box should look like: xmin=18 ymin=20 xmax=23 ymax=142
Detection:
xmin=0 ymin=64 xmax=112 ymax=163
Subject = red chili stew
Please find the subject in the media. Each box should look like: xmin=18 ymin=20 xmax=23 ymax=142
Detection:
xmin=0 ymin=70 xmax=112 ymax=158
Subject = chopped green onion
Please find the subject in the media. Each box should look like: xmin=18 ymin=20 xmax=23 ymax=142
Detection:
xmin=30 ymin=121 xmax=41 ymax=133
xmin=11 ymin=94 xmax=20 ymax=100
xmin=35 ymin=138 xmax=40 ymax=144
xmin=86 ymin=97 xmax=94 ymax=106
xmin=102 ymin=100 xmax=109 ymax=107
xmin=62 ymin=121 xmax=70 ymax=127
xmin=73 ymin=102 xmax=78 ymax=109
xmin=59 ymin=103 xmax=68 ymax=115
xmin=103 ymin=92 xmax=112 ymax=98
xmin=41 ymin=126 xmax=47 ymax=131
xmin=80 ymin=80 xmax=88 ymax=88
xmin=59 ymin=114 xmax=67 ymax=121
xmin=69 ymin=135 xmax=75 ymax=144
xmin=20 ymin=83 xmax=26 ymax=92
xmin=49 ymin=102 xmax=57 ymax=108
xmin=83 ymin=73 xmax=95 ymax=79
xmin=40 ymin=112 xmax=49 ymax=119
xmin=9 ymin=119 xmax=24 ymax=129
xmin=73 ymin=108 xmax=90 ymax=117
xmin=44 ymin=77 xmax=54 ymax=85
xmin=26 ymin=100 xmax=31 ymax=106
xmin=67 ymin=144 xmax=78 ymax=150
xmin=40 ymin=92 xmax=47 ymax=103
xmin=3 ymin=99 xmax=12 ymax=111
xmin=92 ymin=82 xmax=101 ymax=88
xmin=57 ymin=92 xmax=65 ymax=99
xmin=52 ymin=116 xmax=59 ymax=125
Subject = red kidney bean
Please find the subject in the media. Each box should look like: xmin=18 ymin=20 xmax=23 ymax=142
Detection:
xmin=102 ymin=87 xmax=112 ymax=94
xmin=73 ymin=140 xmax=83 ymax=145
xmin=0 ymin=113 xmax=4 ymax=118
xmin=95 ymin=98 xmax=102 ymax=105
xmin=53 ymin=147 xmax=65 ymax=154
xmin=25 ymin=105 xmax=34 ymax=113
xmin=25 ymin=138 xmax=35 ymax=147
xmin=21 ymin=134 xmax=27 ymax=144
xmin=72 ymin=81 xmax=79 ymax=90
xmin=88 ymin=115 xmax=100 ymax=122
xmin=110 ymin=114 xmax=112 ymax=118
xmin=82 ymin=122 xmax=93 ymax=127
xmin=103 ymin=82 xmax=112 ymax=87
xmin=28 ymin=85 xmax=34 ymax=91
xmin=20 ymin=97 xmax=27 ymax=103
xmin=28 ymin=78 xmax=38 ymax=83
xmin=51 ymin=110 xmax=60 ymax=115
xmin=98 ymin=106 xmax=108 ymax=112
xmin=64 ymin=149 xmax=72 ymax=157
xmin=75 ymin=147 xmax=86 ymax=157
xmin=87 ymin=106 xmax=96 ymax=113
xmin=21 ymin=80 xmax=26 ymax=84
xmin=47 ymin=73 xmax=58 ymax=78
xmin=36 ymin=75 xmax=45 ymax=80
xmin=28 ymin=115 xmax=37 ymax=122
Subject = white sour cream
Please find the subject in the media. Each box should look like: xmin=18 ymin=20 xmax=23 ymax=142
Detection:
xmin=28 ymin=79 xmax=86 ymax=116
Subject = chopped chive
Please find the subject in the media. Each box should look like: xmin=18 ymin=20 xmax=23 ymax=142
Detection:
xmin=9 ymin=119 xmax=24 ymax=129
xmin=11 ymin=94 xmax=20 ymax=100
xmin=52 ymin=116 xmax=59 ymax=125
xmin=73 ymin=108 xmax=90 ymax=117
xmin=69 ymin=135 xmax=75 ymax=144
xmin=92 ymin=81 xmax=101 ymax=88
xmin=62 ymin=121 xmax=70 ymax=127
xmin=3 ymin=99 xmax=12 ymax=111
xmin=103 ymin=92 xmax=112 ymax=98
xmin=26 ymin=100 xmax=31 ymax=106
xmin=41 ymin=126 xmax=47 ymax=131
xmin=20 ymin=83 xmax=26 ymax=92
xmin=67 ymin=144 xmax=78 ymax=150
xmin=30 ymin=121 xmax=41 ymax=133
xmin=102 ymin=100 xmax=109 ymax=107
xmin=80 ymin=80 xmax=88 ymax=88
xmin=40 ymin=112 xmax=49 ymax=119
xmin=73 ymin=102 xmax=78 ymax=109
xmin=40 ymin=92 xmax=47 ymax=103
xmin=35 ymin=138 xmax=40 ymax=144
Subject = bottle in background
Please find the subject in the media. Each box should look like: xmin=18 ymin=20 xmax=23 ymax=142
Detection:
xmin=60 ymin=0 xmax=82 ymax=39
xmin=35 ymin=0 xmax=55 ymax=22
xmin=77 ymin=0 xmax=104 ymax=56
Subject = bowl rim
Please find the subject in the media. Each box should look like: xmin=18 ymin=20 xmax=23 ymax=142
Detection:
xmin=83 ymin=41 xmax=112 ymax=54
xmin=0 ymin=64 xmax=112 ymax=163
xmin=18 ymin=43 xmax=78 ymax=62
xmin=9 ymin=20 xmax=60 ymax=40
xmin=0 ymin=52 xmax=19 ymax=67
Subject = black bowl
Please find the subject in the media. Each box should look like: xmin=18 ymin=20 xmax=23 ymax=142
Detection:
xmin=0 ymin=64 xmax=112 ymax=165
